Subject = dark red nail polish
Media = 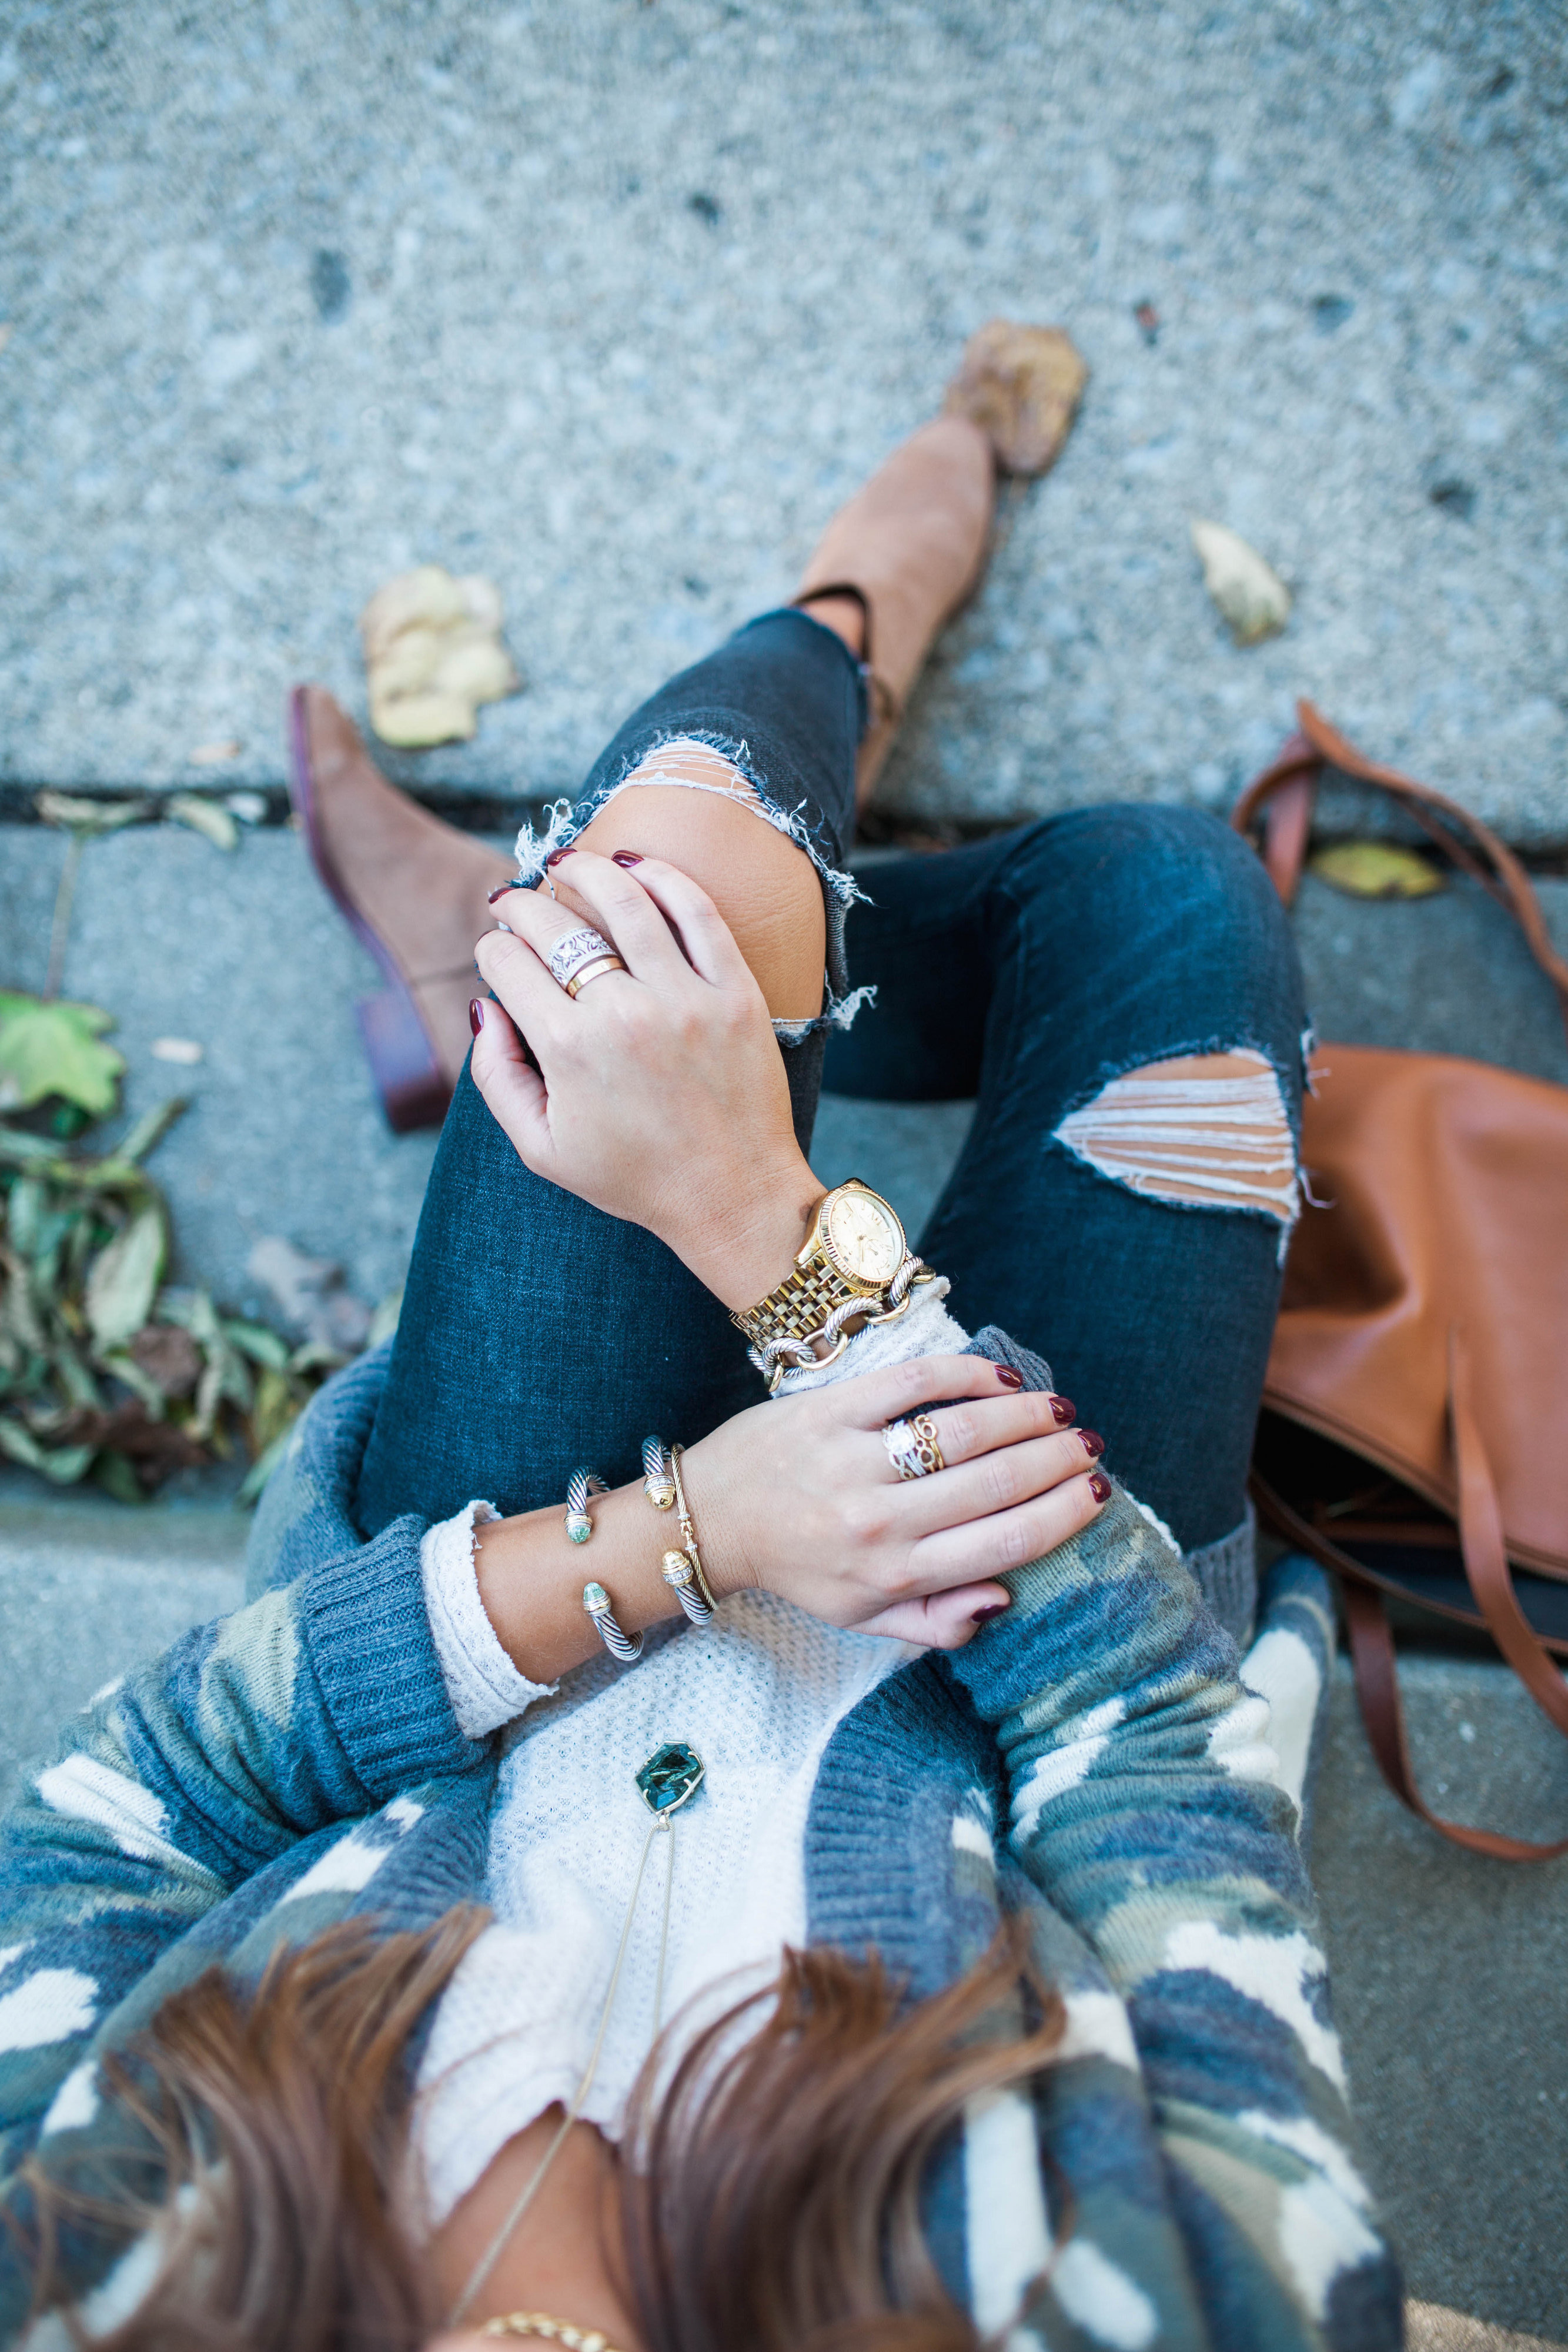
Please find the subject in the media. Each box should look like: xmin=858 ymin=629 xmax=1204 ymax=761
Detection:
xmin=469 ymin=998 xmax=484 ymax=1037
xmin=544 ymin=844 xmax=576 ymax=869
xmin=610 ymin=850 xmax=645 ymax=868
xmin=971 ymin=1601 xmax=1009 ymax=1625
xmin=486 ymin=881 xmax=521 ymax=904
xmin=993 ymin=1363 xmax=1023 ymax=1389
xmin=1079 ymin=1429 xmax=1105 ymax=1460
xmin=1049 ymin=1394 xmax=1075 ymax=1425
xmin=1088 ymin=1471 xmax=1112 ymax=1504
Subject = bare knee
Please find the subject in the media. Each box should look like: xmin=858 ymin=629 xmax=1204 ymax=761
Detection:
xmin=556 ymin=740 xmax=827 ymax=1021
xmin=1055 ymin=1050 xmax=1299 ymax=1244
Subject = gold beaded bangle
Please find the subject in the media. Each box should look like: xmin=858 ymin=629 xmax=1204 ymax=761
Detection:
xmin=478 ymin=2317 xmax=623 ymax=2350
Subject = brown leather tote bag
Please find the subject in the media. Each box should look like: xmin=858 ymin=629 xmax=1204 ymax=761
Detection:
xmin=1233 ymin=701 xmax=1568 ymax=1859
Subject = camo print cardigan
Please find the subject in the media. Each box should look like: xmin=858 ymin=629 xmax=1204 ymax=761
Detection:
xmin=0 ymin=1336 xmax=1400 ymax=2351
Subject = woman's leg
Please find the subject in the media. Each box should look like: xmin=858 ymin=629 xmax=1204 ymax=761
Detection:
xmin=351 ymin=612 xmax=860 ymax=1536
xmin=352 ymin=402 xmax=1010 ymax=1536
xmin=824 ymin=806 xmax=1308 ymax=1577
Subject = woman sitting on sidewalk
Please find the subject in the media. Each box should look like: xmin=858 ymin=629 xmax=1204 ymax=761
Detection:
xmin=0 ymin=332 xmax=1398 ymax=2352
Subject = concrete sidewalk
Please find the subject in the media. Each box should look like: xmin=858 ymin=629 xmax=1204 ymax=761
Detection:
xmin=4 ymin=1 xmax=1566 ymax=838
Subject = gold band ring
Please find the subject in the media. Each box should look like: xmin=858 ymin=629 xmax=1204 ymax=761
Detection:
xmin=882 ymin=1412 xmax=945 ymax=1480
xmin=564 ymin=954 xmax=627 ymax=998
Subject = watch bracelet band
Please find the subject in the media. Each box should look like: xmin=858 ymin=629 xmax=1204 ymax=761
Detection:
xmin=730 ymin=1254 xmax=868 ymax=1349
xmin=747 ymin=1255 xmax=935 ymax=1393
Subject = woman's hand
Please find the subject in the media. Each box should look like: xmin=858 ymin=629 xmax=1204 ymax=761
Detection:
xmin=684 ymin=1351 xmax=1109 ymax=1648
xmin=472 ymin=849 xmax=820 ymax=1309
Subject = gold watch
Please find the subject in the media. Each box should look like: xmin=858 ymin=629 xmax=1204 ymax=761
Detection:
xmin=731 ymin=1179 xmax=915 ymax=1358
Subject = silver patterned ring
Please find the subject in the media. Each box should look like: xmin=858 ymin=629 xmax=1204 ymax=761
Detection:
xmin=882 ymin=1413 xmax=945 ymax=1481
xmin=547 ymin=926 xmax=626 ymax=994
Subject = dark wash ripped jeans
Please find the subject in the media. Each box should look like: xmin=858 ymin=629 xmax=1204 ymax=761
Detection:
xmin=356 ymin=609 xmax=1306 ymax=1576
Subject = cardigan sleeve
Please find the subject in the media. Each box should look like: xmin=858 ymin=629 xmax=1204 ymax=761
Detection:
xmin=0 ymin=1514 xmax=485 ymax=2154
xmin=941 ymin=1476 xmax=1402 ymax=2351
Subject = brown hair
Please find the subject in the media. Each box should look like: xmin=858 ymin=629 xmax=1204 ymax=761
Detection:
xmin=24 ymin=1910 xmax=1062 ymax=2351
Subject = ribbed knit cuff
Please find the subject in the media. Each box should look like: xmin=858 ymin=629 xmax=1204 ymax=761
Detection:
xmin=302 ymin=1514 xmax=484 ymax=1798
xmin=1185 ymin=1502 xmax=1258 ymax=1646
xmin=422 ymin=1501 xmax=557 ymax=1738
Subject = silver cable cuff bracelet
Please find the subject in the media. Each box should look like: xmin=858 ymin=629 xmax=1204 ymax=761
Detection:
xmin=747 ymin=1254 xmax=934 ymax=1393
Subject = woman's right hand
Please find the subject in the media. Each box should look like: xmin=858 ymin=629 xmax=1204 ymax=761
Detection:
xmin=682 ymin=1350 xmax=1109 ymax=1650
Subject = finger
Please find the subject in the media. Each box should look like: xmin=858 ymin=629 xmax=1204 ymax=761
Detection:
xmin=600 ymin=853 xmax=760 ymax=995
xmin=858 ymin=1583 xmax=1011 ymax=1651
xmin=840 ymin=1352 xmax=1034 ymax=1433
xmin=473 ymin=923 xmax=578 ymax=1053
xmin=468 ymin=997 xmax=552 ymax=1164
xmin=909 ymin=1388 xmax=1083 ymax=1472
xmin=907 ymin=1469 xmax=1109 ymax=1590
xmin=482 ymin=876 xmax=638 ymax=999
xmin=891 ymin=1430 xmax=1104 ymax=1539
xmin=543 ymin=848 xmax=694 ymax=985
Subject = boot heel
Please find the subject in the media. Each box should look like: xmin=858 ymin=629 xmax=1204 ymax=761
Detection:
xmin=355 ymin=989 xmax=452 ymax=1134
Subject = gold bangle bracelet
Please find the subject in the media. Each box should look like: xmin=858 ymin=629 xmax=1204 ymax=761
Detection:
xmin=668 ymin=1444 xmax=718 ymax=1615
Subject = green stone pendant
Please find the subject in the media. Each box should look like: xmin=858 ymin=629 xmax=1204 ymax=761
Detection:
xmin=636 ymin=1740 xmax=705 ymax=1816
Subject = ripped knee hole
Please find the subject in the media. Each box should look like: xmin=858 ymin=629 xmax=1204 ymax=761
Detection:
xmin=1054 ymin=1051 xmax=1298 ymax=1230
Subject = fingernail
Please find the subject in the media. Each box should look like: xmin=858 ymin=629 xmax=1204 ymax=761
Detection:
xmin=971 ymin=1601 xmax=1009 ymax=1625
xmin=486 ymin=880 xmax=521 ymax=904
xmin=1088 ymin=1472 xmax=1111 ymax=1504
xmin=993 ymin=1363 xmax=1023 ymax=1390
xmin=610 ymin=850 xmax=644 ymax=868
xmin=1049 ymin=1394 xmax=1075 ymax=1425
xmin=469 ymin=998 xmax=485 ymax=1037
xmin=1079 ymin=1429 xmax=1105 ymax=1460
xmin=544 ymin=844 xmax=576 ymax=869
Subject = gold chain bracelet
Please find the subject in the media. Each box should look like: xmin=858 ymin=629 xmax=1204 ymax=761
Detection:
xmin=479 ymin=2314 xmax=624 ymax=2350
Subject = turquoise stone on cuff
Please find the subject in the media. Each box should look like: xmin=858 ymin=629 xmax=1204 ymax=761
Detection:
xmin=583 ymin=1581 xmax=610 ymax=1613
xmin=636 ymin=1740 xmax=705 ymax=1815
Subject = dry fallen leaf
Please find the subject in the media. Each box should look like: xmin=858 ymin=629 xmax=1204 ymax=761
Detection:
xmin=1310 ymin=841 xmax=1444 ymax=899
xmin=0 ymin=993 xmax=125 ymax=1116
xmin=189 ymin=740 xmax=242 ymax=765
xmin=165 ymin=792 xmax=239 ymax=851
xmin=85 ymin=1202 xmax=167 ymax=1353
xmin=35 ymin=791 xmax=149 ymax=836
xmin=128 ymin=1321 xmax=203 ymax=1400
xmin=247 ymin=1234 xmax=374 ymax=1354
xmin=151 ymin=1036 xmax=205 ymax=1064
xmin=1190 ymin=520 xmax=1291 ymax=646
xmin=360 ymin=564 xmax=520 ymax=747
xmin=943 ymin=320 xmax=1089 ymax=476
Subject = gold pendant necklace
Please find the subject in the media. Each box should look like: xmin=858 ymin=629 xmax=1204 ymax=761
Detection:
xmin=451 ymin=1742 xmax=706 ymax=2326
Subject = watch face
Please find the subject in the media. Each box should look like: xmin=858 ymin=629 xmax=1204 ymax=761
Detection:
xmin=825 ymin=1187 xmax=905 ymax=1286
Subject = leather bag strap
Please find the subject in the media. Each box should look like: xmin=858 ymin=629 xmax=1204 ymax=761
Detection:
xmin=1251 ymin=1470 xmax=1568 ymax=1859
xmin=1448 ymin=1330 xmax=1568 ymax=1740
xmin=1233 ymin=699 xmax=1568 ymax=1043
xmin=1339 ymin=1580 xmax=1568 ymax=1862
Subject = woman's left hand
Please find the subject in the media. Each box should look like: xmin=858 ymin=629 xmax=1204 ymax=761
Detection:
xmin=472 ymin=851 xmax=823 ymax=1309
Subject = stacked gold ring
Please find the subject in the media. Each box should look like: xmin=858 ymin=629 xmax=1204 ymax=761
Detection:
xmin=564 ymin=956 xmax=626 ymax=998
xmin=882 ymin=1413 xmax=945 ymax=1480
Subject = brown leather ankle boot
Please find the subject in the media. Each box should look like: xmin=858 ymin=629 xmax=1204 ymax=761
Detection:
xmin=286 ymin=686 xmax=513 ymax=1130
xmin=794 ymin=323 xmax=1088 ymax=799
